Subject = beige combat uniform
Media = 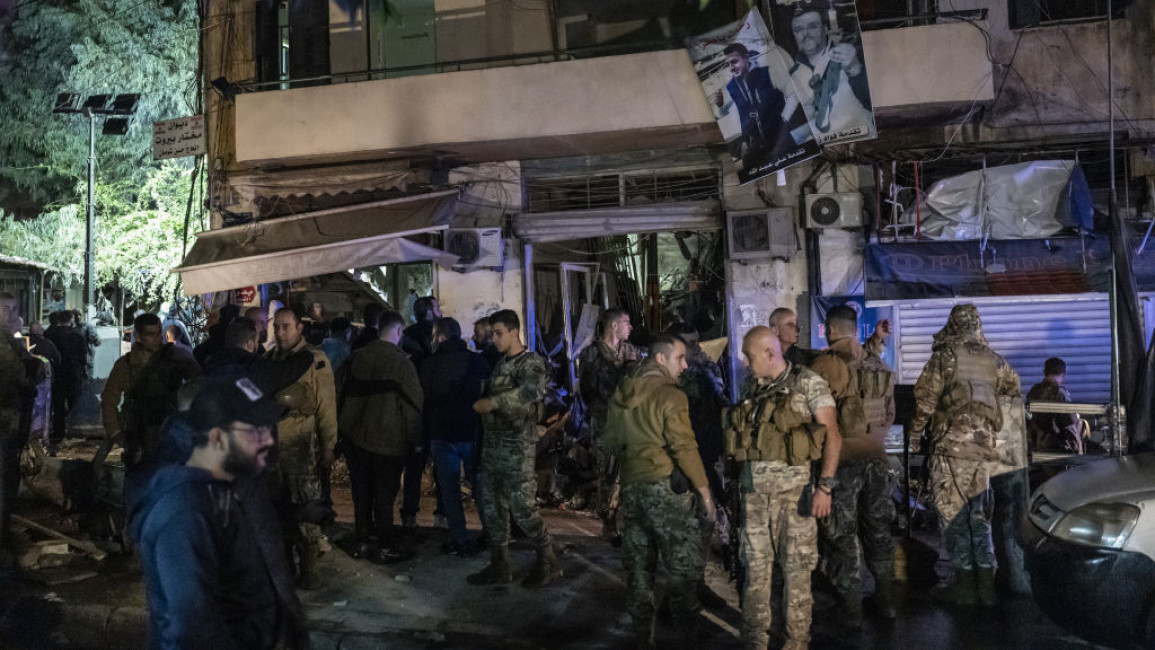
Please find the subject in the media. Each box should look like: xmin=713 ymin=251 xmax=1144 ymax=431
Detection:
xmin=727 ymin=363 xmax=835 ymax=650
xmin=911 ymin=305 xmax=1020 ymax=574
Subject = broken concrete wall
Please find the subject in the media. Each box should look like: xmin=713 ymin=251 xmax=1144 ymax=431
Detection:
xmin=721 ymin=159 xmax=812 ymax=394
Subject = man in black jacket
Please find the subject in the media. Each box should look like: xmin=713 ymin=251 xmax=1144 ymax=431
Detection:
xmin=126 ymin=374 xmax=308 ymax=649
xmin=44 ymin=311 xmax=87 ymax=450
xmin=421 ymin=317 xmax=492 ymax=556
xmin=400 ymin=295 xmax=441 ymax=526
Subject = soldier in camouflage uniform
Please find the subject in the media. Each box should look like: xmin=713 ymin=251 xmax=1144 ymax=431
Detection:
xmin=808 ymin=305 xmax=897 ymax=625
xmin=910 ymin=304 xmax=1020 ymax=608
xmin=577 ymin=307 xmax=641 ymax=540
xmin=265 ymin=307 xmax=339 ymax=590
xmin=728 ymin=326 xmax=842 ymax=650
xmin=102 ymin=313 xmax=200 ymax=466
xmin=468 ymin=309 xmax=563 ymax=587
xmin=602 ymin=334 xmax=715 ymax=647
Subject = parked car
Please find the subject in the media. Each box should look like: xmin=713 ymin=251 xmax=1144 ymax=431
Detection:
xmin=1020 ymin=453 xmax=1155 ymax=649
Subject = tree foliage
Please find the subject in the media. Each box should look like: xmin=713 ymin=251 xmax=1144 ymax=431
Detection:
xmin=0 ymin=161 xmax=191 ymax=302
xmin=0 ymin=0 xmax=199 ymax=307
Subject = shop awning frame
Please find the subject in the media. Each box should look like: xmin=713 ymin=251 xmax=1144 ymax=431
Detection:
xmin=174 ymin=190 xmax=460 ymax=296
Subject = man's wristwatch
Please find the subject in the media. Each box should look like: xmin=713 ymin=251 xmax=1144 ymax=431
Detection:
xmin=816 ymin=476 xmax=838 ymax=494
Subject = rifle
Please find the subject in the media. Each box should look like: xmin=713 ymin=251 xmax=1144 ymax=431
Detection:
xmin=723 ymin=461 xmax=745 ymax=598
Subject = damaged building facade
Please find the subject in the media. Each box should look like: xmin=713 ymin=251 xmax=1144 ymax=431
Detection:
xmin=184 ymin=0 xmax=1155 ymax=410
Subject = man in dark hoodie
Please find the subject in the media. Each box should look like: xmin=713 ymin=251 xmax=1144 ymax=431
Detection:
xmin=421 ymin=317 xmax=492 ymax=556
xmin=602 ymin=334 xmax=716 ymax=648
xmin=126 ymin=375 xmax=308 ymax=649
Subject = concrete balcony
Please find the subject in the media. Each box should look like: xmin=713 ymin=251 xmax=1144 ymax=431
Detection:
xmin=862 ymin=21 xmax=995 ymax=118
xmin=234 ymin=22 xmax=993 ymax=167
xmin=234 ymin=49 xmax=719 ymax=167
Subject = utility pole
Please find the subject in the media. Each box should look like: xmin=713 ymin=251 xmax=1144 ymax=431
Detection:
xmin=86 ymin=109 xmax=96 ymax=312
xmin=52 ymin=92 xmax=139 ymax=317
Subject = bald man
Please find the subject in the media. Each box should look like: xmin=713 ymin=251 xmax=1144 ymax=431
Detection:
xmin=727 ymin=326 xmax=841 ymax=650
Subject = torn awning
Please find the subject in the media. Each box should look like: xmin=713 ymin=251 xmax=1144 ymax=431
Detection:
xmin=174 ymin=191 xmax=459 ymax=295
xmin=228 ymin=161 xmax=420 ymax=202
xmin=513 ymin=201 xmax=722 ymax=243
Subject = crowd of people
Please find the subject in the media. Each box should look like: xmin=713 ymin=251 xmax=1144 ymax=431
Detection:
xmin=0 ymin=288 xmax=1086 ymax=649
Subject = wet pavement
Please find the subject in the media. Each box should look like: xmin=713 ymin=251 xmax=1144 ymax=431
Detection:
xmin=0 ymin=465 xmax=1109 ymax=649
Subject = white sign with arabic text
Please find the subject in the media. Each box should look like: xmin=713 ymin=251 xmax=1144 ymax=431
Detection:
xmin=152 ymin=115 xmax=205 ymax=160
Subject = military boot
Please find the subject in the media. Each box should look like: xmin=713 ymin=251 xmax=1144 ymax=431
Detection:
xmin=975 ymin=566 xmax=997 ymax=608
xmin=467 ymin=545 xmax=514 ymax=585
xmin=932 ymin=569 xmax=977 ymax=606
xmin=864 ymin=579 xmax=897 ymax=619
xmin=521 ymin=543 xmax=564 ymax=587
xmin=836 ymin=590 xmax=864 ymax=628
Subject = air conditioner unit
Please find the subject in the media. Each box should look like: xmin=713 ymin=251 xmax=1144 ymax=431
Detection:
xmin=805 ymin=192 xmax=864 ymax=229
xmin=444 ymin=228 xmax=503 ymax=269
xmin=726 ymin=208 xmax=795 ymax=261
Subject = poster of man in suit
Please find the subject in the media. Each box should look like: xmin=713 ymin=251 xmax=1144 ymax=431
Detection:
xmin=766 ymin=0 xmax=877 ymax=145
xmin=688 ymin=9 xmax=820 ymax=185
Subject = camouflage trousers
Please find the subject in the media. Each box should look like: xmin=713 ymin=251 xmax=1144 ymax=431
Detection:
xmin=929 ymin=454 xmax=994 ymax=571
xmin=593 ymin=439 xmax=621 ymax=533
xmin=275 ymin=430 xmax=325 ymax=560
xmin=620 ymin=481 xmax=703 ymax=640
xmin=739 ymin=461 xmax=817 ymax=650
xmin=480 ymin=431 xmax=551 ymax=548
xmin=818 ymin=458 xmax=896 ymax=597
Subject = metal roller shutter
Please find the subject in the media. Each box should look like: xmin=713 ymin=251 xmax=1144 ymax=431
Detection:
xmin=893 ymin=295 xmax=1112 ymax=403
xmin=513 ymin=201 xmax=722 ymax=243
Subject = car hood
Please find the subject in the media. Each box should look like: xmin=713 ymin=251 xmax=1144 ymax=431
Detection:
xmin=1037 ymin=453 xmax=1155 ymax=511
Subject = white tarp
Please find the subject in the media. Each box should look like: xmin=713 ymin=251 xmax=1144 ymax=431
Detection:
xmin=916 ymin=160 xmax=1076 ymax=241
xmin=175 ymin=193 xmax=459 ymax=295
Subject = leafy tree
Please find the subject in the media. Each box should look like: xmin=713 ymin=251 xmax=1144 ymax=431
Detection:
xmin=0 ymin=0 xmax=199 ymax=307
xmin=0 ymin=161 xmax=191 ymax=303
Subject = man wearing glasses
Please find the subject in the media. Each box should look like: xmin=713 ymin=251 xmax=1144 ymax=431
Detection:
xmin=127 ymin=376 xmax=308 ymax=648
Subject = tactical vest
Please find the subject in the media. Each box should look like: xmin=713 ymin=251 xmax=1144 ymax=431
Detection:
xmin=855 ymin=355 xmax=894 ymax=434
xmin=939 ymin=342 xmax=1002 ymax=430
xmin=724 ymin=367 xmax=826 ymax=465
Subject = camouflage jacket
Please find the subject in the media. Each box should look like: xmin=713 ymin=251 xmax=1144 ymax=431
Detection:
xmin=578 ymin=339 xmax=641 ymax=433
xmin=911 ymin=341 xmax=1021 ymax=461
xmin=484 ymin=348 xmax=547 ymax=438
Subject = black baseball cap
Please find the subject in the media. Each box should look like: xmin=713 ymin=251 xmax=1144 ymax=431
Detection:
xmin=189 ymin=375 xmax=285 ymax=432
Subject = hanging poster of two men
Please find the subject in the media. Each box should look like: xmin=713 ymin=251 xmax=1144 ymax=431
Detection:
xmin=688 ymin=10 xmax=819 ymax=185
xmin=689 ymin=2 xmax=877 ymax=185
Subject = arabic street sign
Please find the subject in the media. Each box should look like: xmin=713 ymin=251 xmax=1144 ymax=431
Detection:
xmin=152 ymin=115 xmax=205 ymax=160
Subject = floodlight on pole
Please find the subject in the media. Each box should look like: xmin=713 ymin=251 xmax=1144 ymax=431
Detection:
xmin=52 ymin=92 xmax=140 ymax=316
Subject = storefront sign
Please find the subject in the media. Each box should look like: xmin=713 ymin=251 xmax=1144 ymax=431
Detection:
xmin=152 ymin=115 xmax=205 ymax=160
xmin=865 ymin=238 xmax=1155 ymax=300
